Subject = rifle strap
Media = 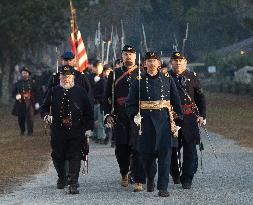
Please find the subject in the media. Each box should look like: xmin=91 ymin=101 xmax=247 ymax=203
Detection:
xmin=114 ymin=66 xmax=137 ymax=87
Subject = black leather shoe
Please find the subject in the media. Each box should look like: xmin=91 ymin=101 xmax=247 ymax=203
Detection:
xmin=69 ymin=184 xmax=79 ymax=194
xmin=147 ymin=179 xmax=155 ymax=192
xmin=57 ymin=178 xmax=66 ymax=189
xmin=172 ymin=175 xmax=181 ymax=184
xmin=182 ymin=182 xmax=191 ymax=189
xmin=158 ymin=190 xmax=170 ymax=197
xmin=67 ymin=177 xmax=80 ymax=187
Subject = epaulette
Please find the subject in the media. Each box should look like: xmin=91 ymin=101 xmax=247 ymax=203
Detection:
xmin=189 ymin=70 xmax=197 ymax=77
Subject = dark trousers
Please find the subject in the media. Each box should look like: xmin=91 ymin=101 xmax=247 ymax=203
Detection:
xmin=141 ymin=149 xmax=172 ymax=191
xmin=115 ymin=144 xmax=146 ymax=183
xmin=18 ymin=103 xmax=34 ymax=134
xmin=115 ymin=144 xmax=131 ymax=176
xmin=51 ymin=127 xmax=83 ymax=184
xmin=180 ymin=139 xmax=197 ymax=184
xmin=131 ymin=150 xmax=146 ymax=184
xmin=171 ymin=137 xmax=198 ymax=182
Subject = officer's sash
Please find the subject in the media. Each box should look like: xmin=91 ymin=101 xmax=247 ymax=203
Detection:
xmin=140 ymin=100 xmax=178 ymax=138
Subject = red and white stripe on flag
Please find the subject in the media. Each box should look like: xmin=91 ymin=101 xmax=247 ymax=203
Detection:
xmin=70 ymin=30 xmax=88 ymax=72
xmin=77 ymin=30 xmax=88 ymax=72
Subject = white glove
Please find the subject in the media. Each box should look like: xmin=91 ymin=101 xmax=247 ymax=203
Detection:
xmin=104 ymin=114 xmax=115 ymax=128
xmin=35 ymin=103 xmax=40 ymax=110
xmin=43 ymin=115 xmax=53 ymax=124
xmin=203 ymin=119 xmax=207 ymax=126
xmin=85 ymin=130 xmax=92 ymax=137
xmin=173 ymin=126 xmax=181 ymax=137
xmin=134 ymin=113 xmax=142 ymax=126
xmin=94 ymin=76 xmax=100 ymax=82
xmin=16 ymin=94 xmax=21 ymax=100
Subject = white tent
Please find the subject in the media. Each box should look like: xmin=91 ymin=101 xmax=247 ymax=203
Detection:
xmin=234 ymin=66 xmax=253 ymax=84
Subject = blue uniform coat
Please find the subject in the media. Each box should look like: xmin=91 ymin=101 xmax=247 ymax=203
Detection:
xmin=126 ymin=71 xmax=183 ymax=153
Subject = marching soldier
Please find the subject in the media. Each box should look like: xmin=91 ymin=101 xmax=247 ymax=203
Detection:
xmin=169 ymin=51 xmax=206 ymax=189
xmin=40 ymin=65 xmax=93 ymax=194
xmin=104 ymin=45 xmax=146 ymax=192
xmin=12 ymin=67 xmax=38 ymax=136
xmin=126 ymin=51 xmax=183 ymax=197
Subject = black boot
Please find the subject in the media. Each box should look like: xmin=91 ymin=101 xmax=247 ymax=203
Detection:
xmin=158 ymin=190 xmax=170 ymax=197
xmin=53 ymin=161 xmax=66 ymax=189
xmin=172 ymin=175 xmax=181 ymax=184
xmin=69 ymin=184 xmax=79 ymax=194
xmin=68 ymin=160 xmax=81 ymax=194
xmin=182 ymin=182 xmax=192 ymax=189
xmin=147 ymin=178 xmax=155 ymax=192
xmin=57 ymin=178 xmax=66 ymax=189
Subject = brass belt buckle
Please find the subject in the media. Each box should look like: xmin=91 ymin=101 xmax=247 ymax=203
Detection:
xmin=62 ymin=117 xmax=72 ymax=126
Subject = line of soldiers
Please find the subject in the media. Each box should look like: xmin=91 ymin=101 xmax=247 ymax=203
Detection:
xmin=103 ymin=46 xmax=206 ymax=197
xmin=13 ymin=44 xmax=206 ymax=196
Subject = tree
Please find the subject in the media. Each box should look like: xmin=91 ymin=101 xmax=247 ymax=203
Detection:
xmin=0 ymin=0 xmax=68 ymax=104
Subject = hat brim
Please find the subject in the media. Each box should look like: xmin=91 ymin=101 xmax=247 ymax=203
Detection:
xmin=60 ymin=71 xmax=74 ymax=75
xmin=122 ymin=50 xmax=136 ymax=54
xmin=170 ymin=56 xmax=186 ymax=60
xmin=145 ymin=57 xmax=160 ymax=60
xmin=62 ymin=57 xmax=75 ymax=60
xmin=21 ymin=69 xmax=31 ymax=75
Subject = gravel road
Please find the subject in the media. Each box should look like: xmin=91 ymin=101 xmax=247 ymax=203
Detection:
xmin=1 ymin=132 xmax=253 ymax=205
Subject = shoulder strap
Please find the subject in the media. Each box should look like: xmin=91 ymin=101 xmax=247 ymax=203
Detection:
xmin=114 ymin=66 xmax=137 ymax=87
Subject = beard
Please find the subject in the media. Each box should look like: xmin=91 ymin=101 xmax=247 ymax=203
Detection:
xmin=124 ymin=60 xmax=135 ymax=67
xmin=60 ymin=81 xmax=75 ymax=90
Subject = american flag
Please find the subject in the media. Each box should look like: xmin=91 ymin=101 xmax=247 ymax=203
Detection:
xmin=70 ymin=30 xmax=88 ymax=73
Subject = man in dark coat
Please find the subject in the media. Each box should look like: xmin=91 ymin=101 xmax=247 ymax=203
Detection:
xmin=104 ymin=45 xmax=146 ymax=192
xmin=12 ymin=67 xmax=37 ymax=136
xmin=169 ymin=51 xmax=206 ymax=189
xmin=126 ymin=51 xmax=183 ymax=197
xmin=40 ymin=65 xmax=93 ymax=194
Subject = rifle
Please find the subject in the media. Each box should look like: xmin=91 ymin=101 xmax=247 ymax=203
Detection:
xmin=137 ymin=53 xmax=142 ymax=135
xmin=111 ymin=58 xmax=116 ymax=115
xmin=101 ymin=41 xmax=105 ymax=64
xmin=142 ymin=24 xmax=148 ymax=52
xmin=121 ymin=20 xmax=125 ymax=49
xmin=182 ymin=23 xmax=189 ymax=52
xmin=173 ymin=33 xmax=179 ymax=51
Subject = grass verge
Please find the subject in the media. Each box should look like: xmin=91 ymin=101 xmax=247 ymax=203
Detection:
xmin=0 ymin=107 xmax=51 ymax=194
xmin=206 ymin=92 xmax=253 ymax=148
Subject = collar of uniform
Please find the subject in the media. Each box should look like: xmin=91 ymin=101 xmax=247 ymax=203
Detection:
xmin=171 ymin=69 xmax=188 ymax=77
xmin=146 ymin=70 xmax=160 ymax=79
